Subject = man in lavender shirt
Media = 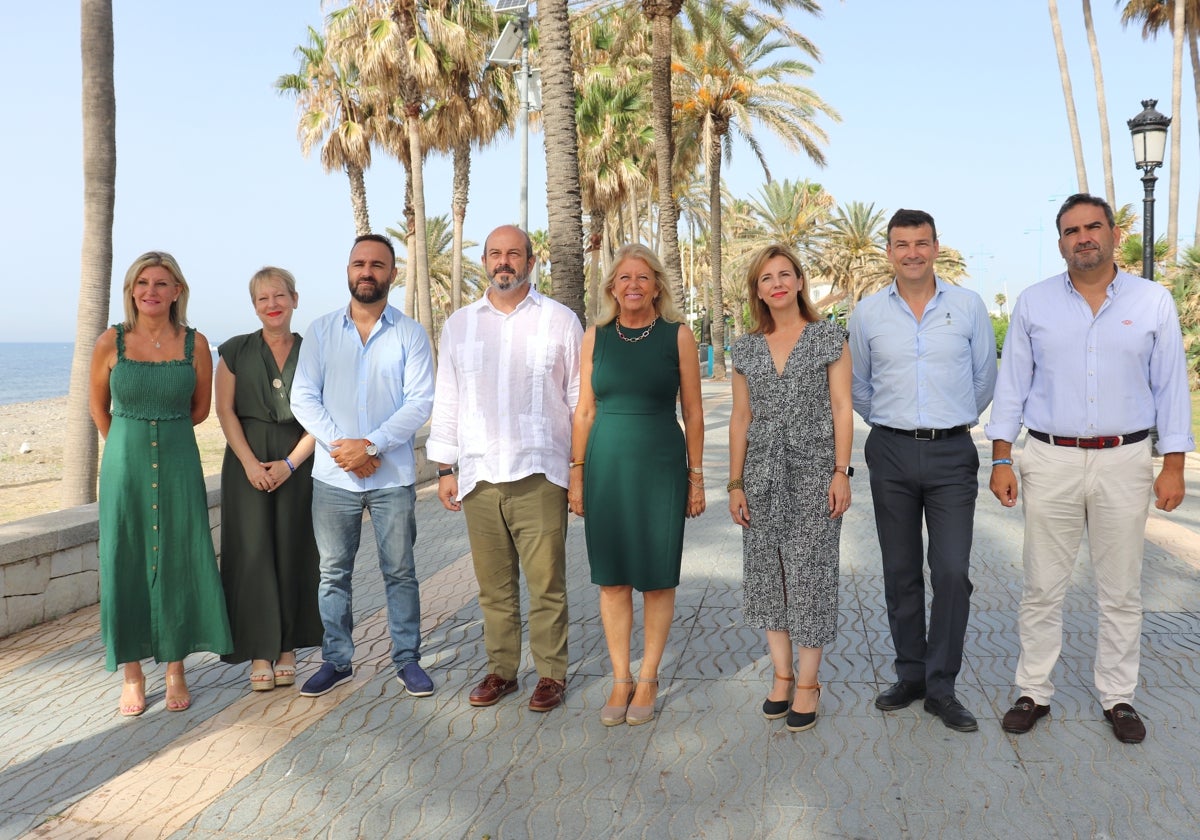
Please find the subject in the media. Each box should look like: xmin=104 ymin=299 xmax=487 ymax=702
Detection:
xmin=987 ymin=194 xmax=1193 ymax=744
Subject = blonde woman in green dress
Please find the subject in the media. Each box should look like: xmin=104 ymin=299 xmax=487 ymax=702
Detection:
xmin=569 ymin=244 xmax=706 ymax=726
xmin=89 ymin=251 xmax=232 ymax=716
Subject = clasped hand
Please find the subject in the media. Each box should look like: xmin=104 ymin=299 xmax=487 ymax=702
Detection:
xmin=331 ymin=438 xmax=380 ymax=478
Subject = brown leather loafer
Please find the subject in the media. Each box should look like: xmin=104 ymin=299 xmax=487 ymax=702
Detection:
xmin=528 ymin=677 xmax=566 ymax=712
xmin=468 ymin=673 xmax=519 ymax=707
xmin=1104 ymin=703 xmax=1146 ymax=744
xmin=1002 ymin=696 xmax=1050 ymax=734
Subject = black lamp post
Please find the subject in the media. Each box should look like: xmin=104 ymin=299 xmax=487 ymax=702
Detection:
xmin=1127 ymin=99 xmax=1171 ymax=282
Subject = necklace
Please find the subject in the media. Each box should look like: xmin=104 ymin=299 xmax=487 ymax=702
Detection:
xmin=615 ymin=316 xmax=657 ymax=343
xmin=145 ymin=328 xmax=170 ymax=349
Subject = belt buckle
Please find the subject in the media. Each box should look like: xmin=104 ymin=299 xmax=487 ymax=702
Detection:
xmin=914 ymin=428 xmax=934 ymax=441
xmin=1078 ymin=436 xmax=1117 ymax=449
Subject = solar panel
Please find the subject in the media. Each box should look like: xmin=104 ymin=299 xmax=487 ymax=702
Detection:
xmin=493 ymin=0 xmax=528 ymax=12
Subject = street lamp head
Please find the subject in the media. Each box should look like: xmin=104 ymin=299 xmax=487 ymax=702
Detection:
xmin=1127 ymin=99 xmax=1171 ymax=172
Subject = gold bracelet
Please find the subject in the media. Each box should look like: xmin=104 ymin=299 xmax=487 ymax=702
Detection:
xmin=726 ymin=478 xmax=744 ymax=492
xmin=569 ymin=460 xmax=585 ymax=468
xmin=688 ymin=479 xmax=704 ymax=489
xmin=687 ymin=466 xmax=703 ymax=474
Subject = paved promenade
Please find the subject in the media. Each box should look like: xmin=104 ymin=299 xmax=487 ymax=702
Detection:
xmin=3 ymin=378 xmax=1200 ymax=839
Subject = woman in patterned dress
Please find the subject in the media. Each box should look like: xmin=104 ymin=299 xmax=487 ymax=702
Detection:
xmin=89 ymin=251 xmax=232 ymax=716
xmin=727 ymin=244 xmax=852 ymax=732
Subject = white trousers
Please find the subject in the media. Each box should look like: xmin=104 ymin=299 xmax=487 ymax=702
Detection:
xmin=1015 ymin=437 xmax=1153 ymax=709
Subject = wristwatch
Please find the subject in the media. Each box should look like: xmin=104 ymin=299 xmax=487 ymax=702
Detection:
xmin=364 ymin=441 xmax=379 ymax=457
xmin=833 ymin=465 xmax=854 ymax=477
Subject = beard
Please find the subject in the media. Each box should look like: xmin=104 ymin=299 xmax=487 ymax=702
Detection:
xmin=350 ymin=277 xmax=390 ymax=304
xmin=488 ymin=263 xmax=530 ymax=292
xmin=1067 ymin=245 xmax=1108 ymax=272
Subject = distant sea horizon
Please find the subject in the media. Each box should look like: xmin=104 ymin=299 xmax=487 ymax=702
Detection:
xmin=0 ymin=342 xmax=220 ymax=406
xmin=0 ymin=343 xmax=75 ymax=406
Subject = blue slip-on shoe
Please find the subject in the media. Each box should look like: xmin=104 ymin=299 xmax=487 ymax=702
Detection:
xmin=397 ymin=662 xmax=434 ymax=697
xmin=299 ymin=662 xmax=354 ymax=697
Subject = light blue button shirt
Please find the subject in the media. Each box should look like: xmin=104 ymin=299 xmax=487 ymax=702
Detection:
xmin=985 ymin=271 xmax=1194 ymax=455
xmin=849 ymin=278 xmax=997 ymax=428
xmin=291 ymin=304 xmax=435 ymax=490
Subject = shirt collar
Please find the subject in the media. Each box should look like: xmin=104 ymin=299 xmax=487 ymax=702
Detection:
xmin=481 ymin=284 xmax=541 ymax=315
xmin=1060 ymin=266 xmax=1124 ymax=297
xmin=340 ymin=303 xmax=396 ymax=327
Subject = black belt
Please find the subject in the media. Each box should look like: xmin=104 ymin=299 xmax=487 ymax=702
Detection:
xmin=874 ymin=424 xmax=970 ymax=441
xmin=1027 ymin=429 xmax=1150 ymax=449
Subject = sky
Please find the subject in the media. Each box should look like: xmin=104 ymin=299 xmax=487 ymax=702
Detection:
xmin=1 ymin=1 xmax=1196 ymax=344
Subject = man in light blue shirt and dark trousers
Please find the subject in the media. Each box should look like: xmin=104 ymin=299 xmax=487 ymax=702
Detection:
xmin=987 ymin=194 xmax=1193 ymax=744
xmin=291 ymin=234 xmax=436 ymax=699
xmin=849 ymin=209 xmax=997 ymax=733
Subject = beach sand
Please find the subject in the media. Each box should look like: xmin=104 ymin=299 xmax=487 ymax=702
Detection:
xmin=0 ymin=397 xmax=227 ymax=524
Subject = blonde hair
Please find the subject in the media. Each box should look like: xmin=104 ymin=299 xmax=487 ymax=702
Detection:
xmin=596 ymin=243 xmax=683 ymax=327
xmin=121 ymin=251 xmax=189 ymax=329
xmin=744 ymin=243 xmax=818 ymax=334
xmin=248 ymin=266 xmax=298 ymax=299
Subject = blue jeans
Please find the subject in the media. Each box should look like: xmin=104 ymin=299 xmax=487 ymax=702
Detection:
xmin=311 ymin=480 xmax=421 ymax=671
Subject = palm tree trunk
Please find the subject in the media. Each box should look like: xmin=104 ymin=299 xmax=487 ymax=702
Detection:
xmin=1191 ymin=30 xmax=1200 ymax=245
xmin=451 ymin=138 xmax=470 ymax=312
xmin=1048 ymin=0 xmax=1089 ymax=192
xmin=587 ymin=210 xmax=604 ymax=324
xmin=708 ymin=128 xmax=727 ymax=380
xmin=645 ymin=3 xmax=685 ymax=308
xmin=1082 ymin=0 xmax=1115 ymax=207
xmin=537 ymin=0 xmax=586 ymax=322
xmin=64 ymin=0 xmax=116 ymax=507
xmin=403 ymin=172 xmax=416 ymax=320
xmin=347 ymin=162 xmax=371 ymax=235
xmin=1168 ymin=0 xmax=1186 ymax=258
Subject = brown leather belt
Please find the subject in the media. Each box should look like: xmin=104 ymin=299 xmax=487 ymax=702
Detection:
xmin=874 ymin=424 xmax=970 ymax=441
xmin=1027 ymin=429 xmax=1150 ymax=449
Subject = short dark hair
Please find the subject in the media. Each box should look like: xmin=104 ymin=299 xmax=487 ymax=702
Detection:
xmin=1055 ymin=193 xmax=1115 ymax=234
xmin=352 ymin=233 xmax=396 ymax=266
xmin=887 ymin=209 xmax=937 ymax=243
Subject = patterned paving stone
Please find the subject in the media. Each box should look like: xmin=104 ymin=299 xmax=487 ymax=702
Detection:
xmin=5 ymin=383 xmax=1200 ymax=838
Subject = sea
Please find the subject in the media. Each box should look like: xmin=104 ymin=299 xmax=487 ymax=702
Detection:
xmin=1 ymin=343 xmax=75 ymax=406
xmin=0 ymin=342 xmax=220 ymax=406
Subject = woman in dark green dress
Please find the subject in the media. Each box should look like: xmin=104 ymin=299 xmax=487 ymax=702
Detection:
xmin=216 ymin=267 xmax=322 ymax=691
xmin=89 ymin=251 xmax=232 ymax=717
xmin=569 ymin=244 xmax=706 ymax=726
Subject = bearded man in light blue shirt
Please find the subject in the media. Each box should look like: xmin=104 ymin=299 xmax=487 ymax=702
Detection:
xmin=291 ymin=234 xmax=435 ymax=699
xmin=988 ymin=194 xmax=1193 ymax=744
xmin=849 ymin=208 xmax=997 ymax=734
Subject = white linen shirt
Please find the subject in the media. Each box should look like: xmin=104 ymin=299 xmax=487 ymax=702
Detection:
xmin=426 ymin=287 xmax=583 ymax=500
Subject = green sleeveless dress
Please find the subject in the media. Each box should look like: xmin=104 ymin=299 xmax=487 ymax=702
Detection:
xmin=98 ymin=325 xmax=232 ymax=670
xmin=583 ymin=320 xmax=687 ymax=591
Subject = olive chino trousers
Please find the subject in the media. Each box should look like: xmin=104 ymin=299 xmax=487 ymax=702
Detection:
xmin=462 ymin=473 xmax=569 ymax=681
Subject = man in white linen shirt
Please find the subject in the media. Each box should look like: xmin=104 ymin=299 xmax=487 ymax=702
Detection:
xmin=987 ymin=194 xmax=1193 ymax=744
xmin=427 ymin=225 xmax=583 ymax=713
xmin=291 ymin=234 xmax=436 ymax=700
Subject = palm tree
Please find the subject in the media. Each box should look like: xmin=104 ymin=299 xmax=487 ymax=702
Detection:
xmin=64 ymin=0 xmax=116 ymax=507
xmin=387 ymin=215 xmax=486 ymax=335
xmin=277 ymin=25 xmax=377 ymax=235
xmin=745 ymin=178 xmax=833 ymax=261
xmin=672 ymin=2 xmax=838 ymax=377
xmin=1122 ymin=0 xmax=1198 ymax=257
xmin=820 ymin=201 xmax=888 ymax=311
xmin=1047 ymin=0 xmax=1089 ymax=192
xmin=536 ymin=0 xmax=587 ymax=321
xmin=642 ymin=0 xmax=685 ymax=307
xmin=1081 ymin=0 xmax=1115 ymax=207
xmin=421 ymin=0 xmax=515 ymax=312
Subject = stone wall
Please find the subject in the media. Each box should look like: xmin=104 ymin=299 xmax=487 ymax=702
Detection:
xmin=0 ymin=430 xmax=436 ymax=639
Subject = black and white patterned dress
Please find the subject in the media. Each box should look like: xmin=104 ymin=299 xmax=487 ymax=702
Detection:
xmin=731 ymin=319 xmax=847 ymax=647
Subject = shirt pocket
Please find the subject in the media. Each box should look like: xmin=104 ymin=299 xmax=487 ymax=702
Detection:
xmin=457 ymin=341 xmax=486 ymax=375
xmin=525 ymin=335 xmax=559 ymax=374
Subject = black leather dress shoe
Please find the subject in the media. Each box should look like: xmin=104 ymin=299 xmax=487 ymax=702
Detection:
xmin=874 ymin=680 xmax=926 ymax=711
xmin=924 ymin=694 xmax=978 ymax=732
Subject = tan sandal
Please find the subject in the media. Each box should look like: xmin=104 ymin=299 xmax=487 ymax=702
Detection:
xmin=626 ymin=677 xmax=659 ymax=726
xmin=165 ymin=673 xmax=191 ymax=712
xmin=600 ymin=677 xmax=636 ymax=726
xmin=119 ymin=677 xmax=146 ymax=717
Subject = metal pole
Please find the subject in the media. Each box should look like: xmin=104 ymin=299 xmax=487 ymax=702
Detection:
xmin=519 ymin=21 xmax=529 ymax=231
xmin=1142 ymin=170 xmax=1157 ymax=282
